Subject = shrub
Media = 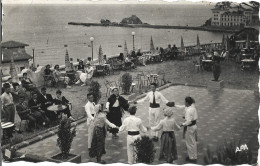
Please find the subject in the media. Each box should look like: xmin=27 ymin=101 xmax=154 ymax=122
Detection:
xmin=88 ymin=81 xmax=101 ymax=103
xmin=204 ymin=140 xmax=256 ymax=165
xmin=134 ymin=136 xmax=156 ymax=164
xmin=121 ymin=72 xmax=132 ymax=94
xmin=57 ymin=117 xmax=77 ymax=159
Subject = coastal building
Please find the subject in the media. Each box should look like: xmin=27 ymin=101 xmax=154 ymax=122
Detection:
xmin=210 ymin=2 xmax=259 ymax=27
xmin=1 ymin=41 xmax=32 ymax=76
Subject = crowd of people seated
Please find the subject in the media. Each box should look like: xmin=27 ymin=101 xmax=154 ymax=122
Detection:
xmin=1 ymin=79 xmax=75 ymax=136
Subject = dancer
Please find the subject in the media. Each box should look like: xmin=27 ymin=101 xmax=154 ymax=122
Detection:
xmin=119 ymin=106 xmax=147 ymax=164
xmin=175 ymin=96 xmax=198 ymax=163
xmin=85 ymin=93 xmax=96 ymax=150
xmin=150 ymin=107 xmax=180 ymax=163
xmin=106 ymin=87 xmax=129 ymax=139
xmin=89 ymin=104 xmax=118 ymax=164
xmin=134 ymin=83 xmax=170 ymax=142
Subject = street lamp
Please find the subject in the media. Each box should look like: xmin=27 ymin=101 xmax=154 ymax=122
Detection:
xmin=132 ymin=32 xmax=135 ymax=51
xmin=90 ymin=37 xmax=94 ymax=61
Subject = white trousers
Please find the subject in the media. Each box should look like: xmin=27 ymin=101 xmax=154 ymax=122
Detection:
xmin=127 ymin=134 xmax=141 ymax=164
xmin=149 ymin=107 xmax=160 ymax=137
xmin=87 ymin=120 xmax=94 ymax=149
xmin=185 ymin=125 xmax=198 ymax=160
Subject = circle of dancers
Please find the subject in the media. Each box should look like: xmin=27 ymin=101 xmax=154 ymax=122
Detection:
xmin=85 ymin=82 xmax=198 ymax=164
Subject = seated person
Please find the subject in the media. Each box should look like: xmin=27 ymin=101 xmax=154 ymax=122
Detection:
xmin=21 ymin=73 xmax=40 ymax=94
xmin=28 ymin=92 xmax=50 ymax=127
xmin=75 ymin=62 xmax=94 ymax=86
xmin=53 ymin=65 xmax=71 ymax=88
xmin=37 ymin=87 xmax=56 ymax=121
xmin=125 ymin=56 xmax=135 ymax=69
xmin=44 ymin=64 xmax=52 ymax=75
xmin=118 ymin=53 xmax=124 ymax=61
xmin=53 ymin=90 xmax=75 ymax=121
xmin=16 ymin=95 xmax=37 ymax=132
xmin=77 ymin=60 xmax=85 ymax=72
xmin=87 ymin=57 xmax=92 ymax=65
xmin=11 ymin=82 xmax=27 ymax=102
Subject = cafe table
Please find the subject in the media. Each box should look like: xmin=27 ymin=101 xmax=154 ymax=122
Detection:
xmin=47 ymin=105 xmax=67 ymax=120
xmin=202 ymin=59 xmax=213 ymax=71
xmin=1 ymin=122 xmax=15 ymax=139
xmin=241 ymin=59 xmax=255 ymax=70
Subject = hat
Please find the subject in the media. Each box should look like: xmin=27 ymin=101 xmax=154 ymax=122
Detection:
xmin=164 ymin=107 xmax=174 ymax=117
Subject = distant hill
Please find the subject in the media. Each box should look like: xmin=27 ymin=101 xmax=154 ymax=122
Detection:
xmin=120 ymin=15 xmax=143 ymax=24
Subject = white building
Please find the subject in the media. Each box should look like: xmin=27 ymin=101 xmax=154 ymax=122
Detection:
xmin=210 ymin=3 xmax=257 ymax=27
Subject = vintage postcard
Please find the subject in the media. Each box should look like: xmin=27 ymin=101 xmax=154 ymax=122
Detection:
xmin=1 ymin=0 xmax=259 ymax=165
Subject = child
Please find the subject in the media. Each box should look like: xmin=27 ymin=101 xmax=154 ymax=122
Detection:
xmin=150 ymin=107 xmax=180 ymax=163
xmin=89 ymin=104 xmax=118 ymax=164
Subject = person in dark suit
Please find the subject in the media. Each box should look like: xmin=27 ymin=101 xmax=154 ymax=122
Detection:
xmin=53 ymin=90 xmax=75 ymax=121
xmin=28 ymin=92 xmax=50 ymax=127
xmin=16 ymin=95 xmax=37 ymax=132
xmin=37 ymin=87 xmax=56 ymax=121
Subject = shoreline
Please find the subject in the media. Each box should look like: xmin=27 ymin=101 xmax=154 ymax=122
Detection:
xmin=68 ymin=22 xmax=240 ymax=33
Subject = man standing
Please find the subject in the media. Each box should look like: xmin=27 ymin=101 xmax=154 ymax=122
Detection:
xmin=176 ymin=97 xmax=198 ymax=163
xmin=106 ymin=87 xmax=129 ymax=139
xmin=85 ymin=93 xmax=96 ymax=150
xmin=1 ymin=83 xmax=15 ymax=123
xmin=37 ymin=87 xmax=55 ymax=121
xmin=119 ymin=106 xmax=147 ymax=164
xmin=134 ymin=83 xmax=170 ymax=142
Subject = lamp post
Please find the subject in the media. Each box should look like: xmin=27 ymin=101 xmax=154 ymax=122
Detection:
xmin=90 ymin=37 xmax=94 ymax=61
xmin=32 ymin=48 xmax=35 ymax=68
xmin=132 ymin=32 xmax=135 ymax=51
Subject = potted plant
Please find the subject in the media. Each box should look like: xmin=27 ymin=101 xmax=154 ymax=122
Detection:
xmin=48 ymin=116 xmax=80 ymax=163
xmin=121 ymin=72 xmax=132 ymax=95
xmin=134 ymin=136 xmax=156 ymax=164
xmin=88 ymin=81 xmax=101 ymax=103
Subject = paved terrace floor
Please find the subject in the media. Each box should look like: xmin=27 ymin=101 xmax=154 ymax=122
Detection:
xmin=17 ymin=85 xmax=259 ymax=164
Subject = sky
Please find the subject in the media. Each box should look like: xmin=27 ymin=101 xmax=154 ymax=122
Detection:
xmin=2 ymin=0 xmax=248 ymax=5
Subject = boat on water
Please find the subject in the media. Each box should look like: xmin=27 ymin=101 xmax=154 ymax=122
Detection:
xmin=118 ymin=45 xmax=122 ymax=47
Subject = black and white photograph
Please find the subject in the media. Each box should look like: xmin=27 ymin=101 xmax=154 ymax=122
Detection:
xmin=1 ymin=0 xmax=259 ymax=165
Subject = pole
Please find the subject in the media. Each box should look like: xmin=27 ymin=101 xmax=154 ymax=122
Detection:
xmin=133 ymin=35 xmax=135 ymax=51
xmin=32 ymin=48 xmax=35 ymax=68
xmin=91 ymin=41 xmax=93 ymax=61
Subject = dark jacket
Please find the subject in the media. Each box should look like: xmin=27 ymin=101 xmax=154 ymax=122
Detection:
xmin=53 ymin=96 xmax=69 ymax=105
xmin=16 ymin=102 xmax=30 ymax=119
xmin=107 ymin=94 xmax=129 ymax=112
xmin=38 ymin=93 xmax=54 ymax=110
xmin=28 ymin=98 xmax=41 ymax=112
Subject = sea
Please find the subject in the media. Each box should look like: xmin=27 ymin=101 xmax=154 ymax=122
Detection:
xmin=2 ymin=3 xmax=231 ymax=66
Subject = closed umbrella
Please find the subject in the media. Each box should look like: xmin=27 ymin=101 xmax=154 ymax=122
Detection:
xmin=197 ymin=34 xmax=201 ymax=53
xmin=180 ymin=36 xmax=185 ymax=52
xmin=245 ymin=34 xmax=250 ymax=49
xmin=65 ymin=49 xmax=71 ymax=72
xmin=10 ymin=53 xmax=18 ymax=83
xmin=123 ymin=40 xmax=128 ymax=59
xmin=150 ymin=36 xmax=155 ymax=54
xmin=98 ymin=45 xmax=103 ymax=65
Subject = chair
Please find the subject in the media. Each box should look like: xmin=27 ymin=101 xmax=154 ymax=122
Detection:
xmin=43 ymin=75 xmax=55 ymax=87
xmin=193 ymin=60 xmax=202 ymax=72
xmin=104 ymin=80 xmax=117 ymax=97
xmin=123 ymin=62 xmax=133 ymax=71
xmin=17 ymin=113 xmax=36 ymax=132
xmin=95 ymin=65 xmax=106 ymax=77
xmin=158 ymin=71 xmax=167 ymax=86
xmin=52 ymin=72 xmax=66 ymax=88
